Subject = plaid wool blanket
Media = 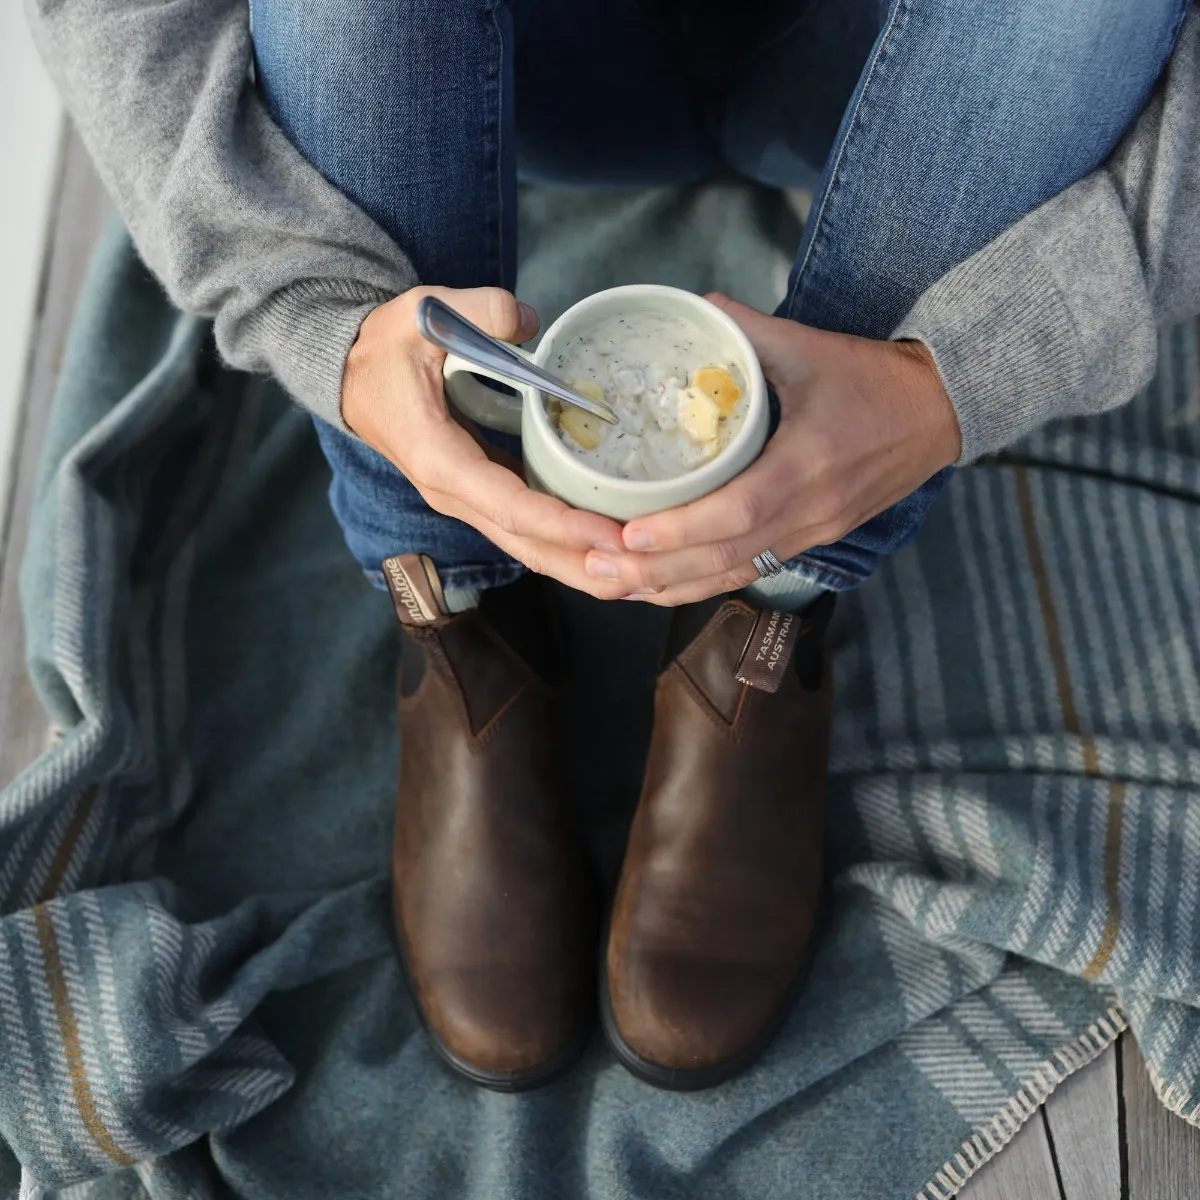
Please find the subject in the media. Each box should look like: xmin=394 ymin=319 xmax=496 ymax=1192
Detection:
xmin=2 ymin=183 xmax=1199 ymax=1199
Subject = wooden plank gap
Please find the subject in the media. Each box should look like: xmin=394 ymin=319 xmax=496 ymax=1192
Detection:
xmin=958 ymin=1107 xmax=1063 ymax=1200
xmin=1039 ymin=1106 xmax=1068 ymax=1199
xmin=1117 ymin=1035 xmax=1130 ymax=1200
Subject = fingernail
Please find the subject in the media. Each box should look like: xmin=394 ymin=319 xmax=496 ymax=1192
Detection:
xmin=518 ymin=301 xmax=538 ymax=327
xmin=625 ymin=530 xmax=655 ymax=551
xmin=593 ymin=541 xmax=621 ymax=553
xmin=627 ymin=587 xmax=660 ymax=596
xmin=586 ymin=556 xmax=620 ymax=580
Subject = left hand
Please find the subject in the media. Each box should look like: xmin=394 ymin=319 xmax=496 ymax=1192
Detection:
xmin=583 ymin=293 xmax=963 ymax=606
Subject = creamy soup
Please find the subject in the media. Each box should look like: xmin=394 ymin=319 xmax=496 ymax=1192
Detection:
xmin=546 ymin=311 xmax=749 ymax=480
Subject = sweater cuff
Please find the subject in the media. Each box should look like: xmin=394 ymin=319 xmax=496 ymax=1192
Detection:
xmin=235 ymin=278 xmax=396 ymax=432
xmin=893 ymin=178 xmax=1157 ymax=464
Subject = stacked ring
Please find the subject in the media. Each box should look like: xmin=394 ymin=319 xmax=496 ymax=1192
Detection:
xmin=751 ymin=549 xmax=786 ymax=579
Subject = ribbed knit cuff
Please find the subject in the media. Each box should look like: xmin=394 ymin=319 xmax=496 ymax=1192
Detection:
xmin=895 ymin=241 xmax=1083 ymax=463
xmin=894 ymin=176 xmax=1157 ymax=464
xmin=237 ymin=278 xmax=397 ymax=432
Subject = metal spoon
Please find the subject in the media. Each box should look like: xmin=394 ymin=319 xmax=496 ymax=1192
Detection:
xmin=417 ymin=295 xmax=620 ymax=425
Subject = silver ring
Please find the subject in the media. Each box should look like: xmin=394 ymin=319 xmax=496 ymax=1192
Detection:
xmin=752 ymin=549 xmax=786 ymax=579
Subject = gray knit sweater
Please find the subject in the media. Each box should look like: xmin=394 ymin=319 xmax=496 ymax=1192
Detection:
xmin=25 ymin=1 xmax=1200 ymax=464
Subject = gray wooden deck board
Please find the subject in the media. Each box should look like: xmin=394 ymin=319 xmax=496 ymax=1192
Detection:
xmin=0 ymin=127 xmax=110 ymax=789
xmin=1044 ymin=1048 xmax=1122 ymax=1199
xmin=4 ymin=126 xmax=1200 ymax=1200
xmin=1125 ymin=1034 xmax=1200 ymax=1200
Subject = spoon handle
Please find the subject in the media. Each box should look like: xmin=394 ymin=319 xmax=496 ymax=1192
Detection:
xmin=417 ymin=296 xmax=619 ymax=425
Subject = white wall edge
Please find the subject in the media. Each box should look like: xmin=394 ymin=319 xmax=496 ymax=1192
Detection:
xmin=0 ymin=9 xmax=64 ymax=553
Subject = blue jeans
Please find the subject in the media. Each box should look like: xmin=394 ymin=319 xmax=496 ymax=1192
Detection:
xmin=252 ymin=0 xmax=1187 ymax=594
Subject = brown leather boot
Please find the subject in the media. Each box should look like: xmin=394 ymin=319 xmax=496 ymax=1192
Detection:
xmin=382 ymin=554 xmax=594 ymax=1091
xmin=602 ymin=592 xmax=835 ymax=1090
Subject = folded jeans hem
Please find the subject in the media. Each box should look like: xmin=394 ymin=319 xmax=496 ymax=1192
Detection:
xmin=786 ymin=555 xmax=863 ymax=593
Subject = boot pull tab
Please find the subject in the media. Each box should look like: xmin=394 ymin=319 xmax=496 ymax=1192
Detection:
xmin=382 ymin=554 xmax=451 ymax=626
xmin=734 ymin=609 xmax=799 ymax=694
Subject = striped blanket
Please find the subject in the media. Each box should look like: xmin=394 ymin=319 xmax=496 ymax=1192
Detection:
xmin=2 ymin=187 xmax=1199 ymax=1200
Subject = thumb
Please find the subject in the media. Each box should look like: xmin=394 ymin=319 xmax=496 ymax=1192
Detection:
xmin=705 ymin=292 xmax=815 ymax=383
xmin=423 ymin=285 xmax=540 ymax=344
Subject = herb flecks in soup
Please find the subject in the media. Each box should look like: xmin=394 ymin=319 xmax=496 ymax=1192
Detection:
xmin=547 ymin=312 xmax=748 ymax=480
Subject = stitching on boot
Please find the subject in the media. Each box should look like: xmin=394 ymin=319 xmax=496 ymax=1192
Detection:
xmin=473 ymin=682 xmax=533 ymax=747
xmin=665 ymin=665 xmax=743 ymax=742
xmin=674 ymin=601 xmax=751 ymax=673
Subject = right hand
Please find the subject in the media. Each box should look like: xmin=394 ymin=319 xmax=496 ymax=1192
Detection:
xmin=341 ymin=286 xmax=634 ymax=598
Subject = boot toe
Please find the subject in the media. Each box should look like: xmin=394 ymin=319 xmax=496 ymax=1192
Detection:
xmin=421 ymin=964 xmax=589 ymax=1084
xmin=606 ymin=949 xmax=796 ymax=1080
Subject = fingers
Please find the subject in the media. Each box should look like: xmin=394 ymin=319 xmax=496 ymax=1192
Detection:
xmin=596 ymin=523 xmax=822 ymax=605
xmin=418 ymin=418 xmax=626 ymax=557
xmin=464 ymin=511 xmax=633 ymax=602
xmin=436 ymin=455 xmax=625 ymax=552
xmin=704 ymin=292 xmax=816 ymax=385
xmin=626 ymin=561 xmax=762 ymax=607
xmin=616 ymin=518 xmax=827 ymax=606
xmin=620 ymin=437 xmax=800 ymax=555
xmin=585 ymin=517 xmax=803 ymax=592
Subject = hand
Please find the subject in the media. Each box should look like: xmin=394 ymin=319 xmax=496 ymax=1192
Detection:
xmin=582 ymin=293 xmax=962 ymax=605
xmin=342 ymin=286 xmax=633 ymax=598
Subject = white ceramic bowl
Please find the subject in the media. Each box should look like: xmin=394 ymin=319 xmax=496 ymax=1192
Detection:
xmin=442 ymin=284 xmax=768 ymax=521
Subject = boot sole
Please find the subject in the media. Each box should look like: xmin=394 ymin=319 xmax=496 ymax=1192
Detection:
xmin=598 ymin=958 xmax=801 ymax=1092
xmin=422 ymin=1012 xmax=592 ymax=1093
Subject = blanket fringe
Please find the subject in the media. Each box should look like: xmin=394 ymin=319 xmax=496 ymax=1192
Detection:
xmin=1148 ymin=1068 xmax=1200 ymax=1126
xmin=915 ymin=1003 xmax=1127 ymax=1200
